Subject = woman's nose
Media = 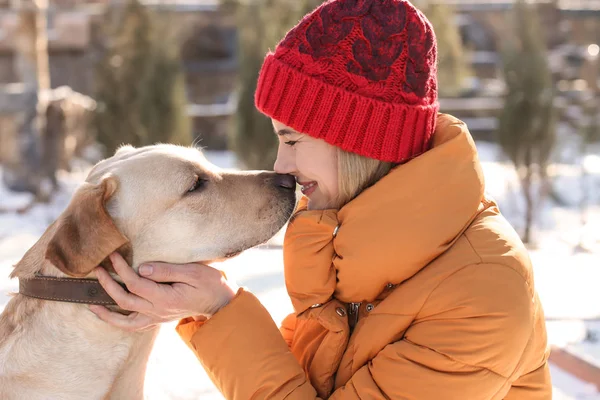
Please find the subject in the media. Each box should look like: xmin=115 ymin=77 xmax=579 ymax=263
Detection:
xmin=274 ymin=151 xmax=295 ymax=175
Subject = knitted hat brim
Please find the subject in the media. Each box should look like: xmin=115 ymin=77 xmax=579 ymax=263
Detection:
xmin=255 ymin=54 xmax=439 ymax=163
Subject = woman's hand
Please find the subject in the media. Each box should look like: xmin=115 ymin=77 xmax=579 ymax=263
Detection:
xmin=89 ymin=252 xmax=238 ymax=332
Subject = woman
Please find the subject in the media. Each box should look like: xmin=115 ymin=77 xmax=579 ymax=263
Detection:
xmin=91 ymin=0 xmax=552 ymax=398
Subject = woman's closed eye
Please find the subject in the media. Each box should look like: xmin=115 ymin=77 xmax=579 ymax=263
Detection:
xmin=284 ymin=140 xmax=299 ymax=147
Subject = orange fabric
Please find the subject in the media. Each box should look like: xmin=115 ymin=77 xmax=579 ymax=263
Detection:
xmin=176 ymin=114 xmax=551 ymax=399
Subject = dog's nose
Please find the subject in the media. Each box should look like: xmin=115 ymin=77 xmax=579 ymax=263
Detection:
xmin=273 ymin=174 xmax=296 ymax=190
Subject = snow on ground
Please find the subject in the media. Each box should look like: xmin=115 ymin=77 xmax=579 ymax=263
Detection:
xmin=1 ymin=142 xmax=600 ymax=399
xmin=551 ymin=363 xmax=600 ymax=400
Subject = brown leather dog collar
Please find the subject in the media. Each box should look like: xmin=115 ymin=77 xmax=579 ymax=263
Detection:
xmin=19 ymin=275 xmax=128 ymax=306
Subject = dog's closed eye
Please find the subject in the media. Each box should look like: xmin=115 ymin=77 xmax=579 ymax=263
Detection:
xmin=188 ymin=176 xmax=208 ymax=193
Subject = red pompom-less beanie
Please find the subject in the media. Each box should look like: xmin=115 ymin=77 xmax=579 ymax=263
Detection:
xmin=254 ymin=0 xmax=439 ymax=163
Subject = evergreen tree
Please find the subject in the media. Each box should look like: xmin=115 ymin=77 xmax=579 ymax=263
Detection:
xmin=497 ymin=0 xmax=556 ymax=244
xmin=230 ymin=0 xmax=322 ymax=170
xmin=422 ymin=1 xmax=471 ymax=97
xmin=92 ymin=0 xmax=191 ymax=156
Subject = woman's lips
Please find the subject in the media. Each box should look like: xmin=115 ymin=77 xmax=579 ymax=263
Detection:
xmin=298 ymin=181 xmax=317 ymax=196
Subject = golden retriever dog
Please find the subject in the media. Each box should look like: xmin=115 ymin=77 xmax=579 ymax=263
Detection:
xmin=0 ymin=144 xmax=297 ymax=400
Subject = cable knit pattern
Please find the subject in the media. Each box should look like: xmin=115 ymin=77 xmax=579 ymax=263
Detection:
xmin=255 ymin=0 xmax=439 ymax=163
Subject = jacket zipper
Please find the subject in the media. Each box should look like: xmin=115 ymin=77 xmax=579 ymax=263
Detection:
xmin=348 ymin=302 xmax=361 ymax=333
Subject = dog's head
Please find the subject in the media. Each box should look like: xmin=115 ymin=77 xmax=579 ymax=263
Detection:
xmin=14 ymin=144 xmax=297 ymax=278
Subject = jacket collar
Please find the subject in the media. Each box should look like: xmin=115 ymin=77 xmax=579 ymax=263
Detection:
xmin=284 ymin=114 xmax=486 ymax=311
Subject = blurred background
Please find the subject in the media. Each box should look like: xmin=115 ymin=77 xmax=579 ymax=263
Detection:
xmin=0 ymin=0 xmax=599 ymax=398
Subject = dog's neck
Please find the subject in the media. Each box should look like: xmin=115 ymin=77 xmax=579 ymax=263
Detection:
xmin=10 ymin=218 xmax=133 ymax=311
xmin=0 ymin=293 xmax=158 ymax=400
xmin=1 ymin=235 xmax=157 ymax=400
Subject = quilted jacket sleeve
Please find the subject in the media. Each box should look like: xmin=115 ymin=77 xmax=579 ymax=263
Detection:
xmin=176 ymin=263 xmax=551 ymax=400
xmin=176 ymin=289 xmax=319 ymax=399
xmin=279 ymin=312 xmax=297 ymax=348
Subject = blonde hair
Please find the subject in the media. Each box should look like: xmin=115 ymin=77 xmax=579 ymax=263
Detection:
xmin=333 ymin=148 xmax=396 ymax=209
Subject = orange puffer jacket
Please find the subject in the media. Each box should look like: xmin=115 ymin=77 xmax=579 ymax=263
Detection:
xmin=177 ymin=114 xmax=552 ymax=399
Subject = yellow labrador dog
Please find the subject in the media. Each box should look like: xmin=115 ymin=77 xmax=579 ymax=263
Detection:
xmin=0 ymin=144 xmax=297 ymax=400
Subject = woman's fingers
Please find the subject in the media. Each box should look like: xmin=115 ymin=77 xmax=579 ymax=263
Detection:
xmin=109 ymin=253 xmax=163 ymax=298
xmin=89 ymin=306 xmax=158 ymax=332
xmin=94 ymin=266 xmax=153 ymax=312
xmin=138 ymin=261 xmax=217 ymax=285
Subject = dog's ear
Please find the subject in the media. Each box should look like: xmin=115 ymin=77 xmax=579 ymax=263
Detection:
xmin=45 ymin=176 xmax=129 ymax=277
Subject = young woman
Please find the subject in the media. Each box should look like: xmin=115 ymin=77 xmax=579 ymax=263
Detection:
xmin=91 ymin=0 xmax=552 ymax=398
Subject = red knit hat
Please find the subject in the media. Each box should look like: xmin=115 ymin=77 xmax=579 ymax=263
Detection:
xmin=255 ymin=0 xmax=439 ymax=163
